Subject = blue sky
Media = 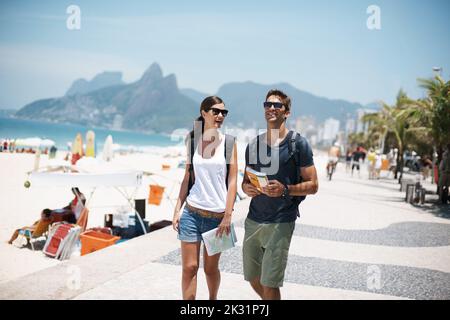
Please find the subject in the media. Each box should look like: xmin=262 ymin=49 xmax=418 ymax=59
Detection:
xmin=0 ymin=0 xmax=449 ymax=109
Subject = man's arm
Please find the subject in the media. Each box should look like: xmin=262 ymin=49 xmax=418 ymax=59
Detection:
xmin=242 ymin=167 xmax=262 ymax=197
xmin=262 ymin=165 xmax=318 ymax=197
xmin=288 ymin=165 xmax=319 ymax=196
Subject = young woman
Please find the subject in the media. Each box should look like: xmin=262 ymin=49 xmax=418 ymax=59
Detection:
xmin=172 ymin=96 xmax=238 ymax=300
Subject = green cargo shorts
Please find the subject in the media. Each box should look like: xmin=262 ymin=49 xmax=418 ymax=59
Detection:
xmin=242 ymin=217 xmax=295 ymax=288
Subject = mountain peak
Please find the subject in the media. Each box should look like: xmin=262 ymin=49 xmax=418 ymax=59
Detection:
xmin=140 ymin=63 xmax=163 ymax=83
xmin=92 ymin=71 xmax=123 ymax=83
xmin=66 ymin=71 xmax=123 ymax=96
xmin=163 ymin=73 xmax=178 ymax=91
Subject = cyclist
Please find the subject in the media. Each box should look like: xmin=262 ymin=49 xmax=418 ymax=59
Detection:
xmin=326 ymin=142 xmax=341 ymax=179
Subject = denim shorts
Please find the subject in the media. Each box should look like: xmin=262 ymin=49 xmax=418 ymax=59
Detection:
xmin=178 ymin=206 xmax=223 ymax=242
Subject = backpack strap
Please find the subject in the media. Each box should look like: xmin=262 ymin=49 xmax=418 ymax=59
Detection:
xmin=286 ymin=131 xmax=299 ymax=166
xmin=187 ymin=136 xmax=197 ymax=193
xmin=247 ymin=135 xmax=260 ymax=168
xmin=286 ymin=130 xmax=301 ymax=183
xmin=285 ymin=130 xmax=306 ymax=211
xmin=224 ymin=134 xmax=235 ymax=189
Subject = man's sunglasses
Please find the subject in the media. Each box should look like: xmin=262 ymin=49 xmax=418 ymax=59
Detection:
xmin=263 ymin=102 xmax=284 ymax=109
xmin=209 ymin=107 xmax=229 ymax=117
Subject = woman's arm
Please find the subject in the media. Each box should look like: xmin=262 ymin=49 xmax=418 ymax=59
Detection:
xmin=217 ymin=143 xmax=238 ymax=236
xmin=172 ymin=153 xmax=192 ymax=232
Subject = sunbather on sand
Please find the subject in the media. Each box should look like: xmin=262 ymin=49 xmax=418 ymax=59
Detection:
xmin=7 ymin=188 xmax=86 ymax=244
xmin=7 ymin=209 xmax=52 ymax=244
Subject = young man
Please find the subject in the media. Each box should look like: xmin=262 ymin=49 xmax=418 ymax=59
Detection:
xmin=351 ymin=146 xmax=365 ymax=178
xmin=242 ymin=89 xmax=318 ymax=300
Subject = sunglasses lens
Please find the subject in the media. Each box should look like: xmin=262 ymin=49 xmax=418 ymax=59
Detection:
xmin=264 ymin=102 xmax=283 ymax=109
xmin=211 ymin=108 xmax=228 ymax=117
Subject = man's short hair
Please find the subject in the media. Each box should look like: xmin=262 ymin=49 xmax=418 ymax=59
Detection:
xmin=266 ymin=89 xmax=291 ymax=111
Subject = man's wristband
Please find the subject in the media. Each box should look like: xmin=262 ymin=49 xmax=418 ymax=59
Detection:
xmin=282 ymin=184 xmax=290 ymax=198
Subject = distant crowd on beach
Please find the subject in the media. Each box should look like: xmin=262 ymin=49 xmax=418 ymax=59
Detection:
xmin=1 ymin=139 xmax=56 ymax=155
xmin=1 ymin=139 xmax=15 ymax=152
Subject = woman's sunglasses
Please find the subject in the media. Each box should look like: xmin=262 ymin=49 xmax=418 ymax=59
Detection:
xmin=209 ymin=107 xmax=229 ymax=117
xmin=263 ymin=102 xmax=284 ymax=109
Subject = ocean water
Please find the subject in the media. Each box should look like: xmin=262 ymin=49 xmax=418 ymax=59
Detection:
xmin=0 ymin=117 xmax=183 ymax=151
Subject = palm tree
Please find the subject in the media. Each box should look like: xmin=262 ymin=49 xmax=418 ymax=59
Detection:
xmin=404 ymin=76 xmax=450 ymax=195
xmin=362 ymin=90 xmax=414 ymax=180
xmin=347 ymin=132 xmax=367 ymax=148
xmin=414 ymin=76 xmax=450 ymax=163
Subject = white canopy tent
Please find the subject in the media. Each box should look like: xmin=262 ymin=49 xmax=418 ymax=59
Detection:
xmin=28 ymin=170 xmax=147 ymax=235
xmin=30 ymin=171 xmax=143 ymax=188
xmin=15 ymin=137 xmax=55 ymax=148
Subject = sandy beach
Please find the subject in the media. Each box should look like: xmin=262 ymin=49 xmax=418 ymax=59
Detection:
xmin=0 ymin=142 xmax=252 ymax=284
xmin=0 ymin=150 xmax=168 ymax=281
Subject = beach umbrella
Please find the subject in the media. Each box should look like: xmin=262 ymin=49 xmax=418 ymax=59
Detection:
xmin=40 ymin=139 xmax=55 ymax=148
xmin=15 ymin=137 xmax=55 ymax=148
xmin=102 ymin=135 xmax=114 ymax=161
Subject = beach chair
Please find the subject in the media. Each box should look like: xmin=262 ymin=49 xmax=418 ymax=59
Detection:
xmin=69 ymin=192 xmax=89 ymax=232
xmin=43 ymin=222 xmax=81 ymax=260
xmin=76 ymin=207 xmax=89 ymax=232
xmin=21 ymin=219 xmax=52 ymax=251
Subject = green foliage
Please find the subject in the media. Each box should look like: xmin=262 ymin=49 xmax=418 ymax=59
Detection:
xmin=416 ymin=76 xmax=450 ymax=150
xmin=352 ymin=76 xmax=449 ymax=160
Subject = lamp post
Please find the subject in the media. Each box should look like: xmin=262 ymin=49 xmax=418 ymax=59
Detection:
xmin=431 ymin=67 xmax=443 ymax=187
xmin=432 ymin=67 xmax=443 ymax=77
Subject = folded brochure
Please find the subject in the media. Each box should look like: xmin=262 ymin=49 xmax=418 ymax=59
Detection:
xmin=202 ymin=223 xmax=237 ymax=256
xmin=245 ymin=166 xmax=269 ymax=190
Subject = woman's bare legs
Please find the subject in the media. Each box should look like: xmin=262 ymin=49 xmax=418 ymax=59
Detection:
xmin=181 ymin=241 xmax=201 ymax=300
xmin=8 ymin=229 xmax=20 ymax=244
xmin=203 ymin=246 xmax=221 ymax=300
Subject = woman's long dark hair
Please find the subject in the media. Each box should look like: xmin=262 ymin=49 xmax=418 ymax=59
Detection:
xmin=188 ymin=96 xmax=224 ymax=141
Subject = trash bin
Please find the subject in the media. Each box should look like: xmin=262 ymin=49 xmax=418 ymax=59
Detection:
xmin=135 ymin=199 xmax=146 ymax=219
xmin=80 ymin=230 xmax=120 ymax=256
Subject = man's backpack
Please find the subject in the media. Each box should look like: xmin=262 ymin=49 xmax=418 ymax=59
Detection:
xmin=187 ymin=134 xmax=236 ymax=194
xmin=285 ymin=131 xmax=307 ymax=206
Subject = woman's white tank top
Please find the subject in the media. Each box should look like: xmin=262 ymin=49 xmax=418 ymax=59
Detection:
xmin=186 ymin=133 xmax=227 ymax=212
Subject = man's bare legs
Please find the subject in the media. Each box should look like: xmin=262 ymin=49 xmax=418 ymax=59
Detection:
xmin=250 ymin=277 xmax=264 ymax=299
xmin=249 ymin=277 xmax=280 ymax=300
